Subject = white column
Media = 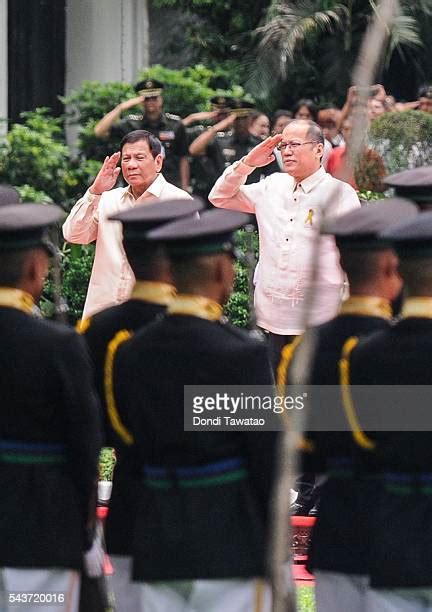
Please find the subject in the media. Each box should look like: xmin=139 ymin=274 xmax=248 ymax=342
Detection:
xmin=65 ymin=0 xmax=150 ymax=148
xmin=0 ymin=0 xmax=7 ymax=136
xmin=65 ymin=0 xmax=149 ymax=91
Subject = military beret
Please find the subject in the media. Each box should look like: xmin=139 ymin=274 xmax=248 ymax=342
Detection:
xmin=0 ymin=184 xmax=20 ymax=207
xmin=109 ymin=197 xmax=204 ymax=243
xmin=135 ymin=79 xmax=164 ymax=98
xmin=384 ymin=166 xmax=432 ymax=208
xmin=146 ymin=208 xmax=252 ymax=257
xmin=0 ymin=203 xmax=63 ymax=252
xmin=323 ymin=198 xmax=418 ymax=250
xmin=381 ymin=210 xmax=432 ymax=257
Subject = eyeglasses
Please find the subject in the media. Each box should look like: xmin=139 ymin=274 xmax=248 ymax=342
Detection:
xmin=276 ymin=140 xmax=318 ymax=151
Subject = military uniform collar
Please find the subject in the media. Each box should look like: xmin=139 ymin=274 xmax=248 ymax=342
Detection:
xmin=131 ymin=281 xmax=176 ymax=306
xmin=167 ymin=294 xmax=223 ymax=321
xmin=339 ymin=296 xmax=392 ymax=320
xmin=402 ymin=297 xmax=432 ymax=319
xmin=0 ymin=287 xmax=34 ymax=314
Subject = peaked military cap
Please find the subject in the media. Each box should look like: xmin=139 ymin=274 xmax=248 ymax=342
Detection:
xmin=323 ymin=198 xmax=418 ymax=250
xmin=135 ymin=78 xmax=164 ymax=98
xmin=230 ymin=99 xmax=256 ymax=118
xmin=0 ymin=184 xmax=20 ymax=207
xmin=147 ymin=208 xmax=252 ymax=256
xmin=210 ymin=96 xmax=235 ymax=110
xmin=0 ymin=203 xmax=63 ymax=252
xmin=384 ymin=166 xmax=432 ymax=208
xmin=381 ymin=210 xmax=432 ymax=257
xmin=109 ymin=197 xmax=204 ymax=242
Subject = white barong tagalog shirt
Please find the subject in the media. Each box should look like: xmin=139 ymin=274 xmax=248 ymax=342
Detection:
xmin=63 ymin=173 xmax=191 ymax=318
xmin=209 ymin=162 xmax=360 ymax=335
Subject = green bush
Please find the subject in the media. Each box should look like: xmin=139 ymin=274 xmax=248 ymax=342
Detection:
xmin=42 ymin=243 xmax=94 ymax=324
xmin=369 ymin=110 xmax=432 ymax=175
xmin=99 ymin=447 xmax=116 ymax=481
xmin=15 ymin=184 xmax=53 ymax=203
xmin=136 ymin=64 xmax=246 ymax=117
xmin=224 ymin=229 xmax=259 ymax=328
xmin=0 ymin=108 xmax=70 ymax=203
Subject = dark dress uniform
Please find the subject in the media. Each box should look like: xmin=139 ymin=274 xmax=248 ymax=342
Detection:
xmin=346 ymin=212 xmax=432 ymax=599
xmin=287 ymin=307 xmax=391 ymax=574
xmin=108 ymin=209 xmax=277 ymax=611
xmin=0 ymin=205 xmax=101 ymax=573
xmin=277 ymin=198 xmax=418 ymax=611
xmin=208 ymin=131 xmax=279 ymax=185
xmin=80 ymin=197 xmax=203 ymax=558
xmin=186 ymin=124 xmax=221 ymax=203
xmin=111 ymin=112 xmax=188 ymax=188
xmin=349 ymin=313 xmax=432 ymax=590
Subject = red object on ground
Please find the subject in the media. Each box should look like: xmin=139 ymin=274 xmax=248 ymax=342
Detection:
xmin=291 ymin=516 xmax=316 ymax=584
xmin=96 ymin=505 xmax=109 ymax=520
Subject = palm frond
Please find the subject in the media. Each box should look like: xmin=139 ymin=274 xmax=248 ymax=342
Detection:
xmin=257 ymin=2 xmax=349 ymax=76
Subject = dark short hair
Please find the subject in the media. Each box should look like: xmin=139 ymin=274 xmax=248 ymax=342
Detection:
xmin=418 ymin=84 xmax=432 ymax=99
xmin=120 ymin=130 xmax=162 ymax=158
xmin=0 ymin=250 xmax=29 ymax=286
xmin=293 ymin=98 xmax=318 ymax=122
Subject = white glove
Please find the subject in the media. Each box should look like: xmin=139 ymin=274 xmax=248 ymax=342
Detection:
xmin=84 ymin=528 xmax=105 ymax=578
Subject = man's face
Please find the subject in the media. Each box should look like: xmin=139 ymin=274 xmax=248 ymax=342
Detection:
xmin=143 ymin=95 xmax=163 ymax=116
xmin=280 ymin=122 xmax=323 ymax=180
xmin=419 ymin=96 xmax=432 ymax=113
xmin=121 ymin=140 xmax=163 ymax=194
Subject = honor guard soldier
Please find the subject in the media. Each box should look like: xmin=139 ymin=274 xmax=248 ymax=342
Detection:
xmin=277 ymin=198 xmax=418 ymax=612
xmin=189 ymin=98 xmax=279 ymax=187
xmin=108 ymin=209 xmax=278 ymax=611
xmin=346 ymin=211 xmax=432 ymax=611
xmin=385 ymin=165 xmax=432 ymax=211
xmin=95 ymin=79 xmax=190 ymax=190
xmin=183 ymin=96 xmax=235 ymax=202
xmin=79 ymin=197 xmax=203 ymax=610
xmin=0 ymin=204 xmax=102 ymax=612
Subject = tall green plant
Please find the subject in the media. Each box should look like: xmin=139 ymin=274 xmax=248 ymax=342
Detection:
xmin=369 ymin=109 xmax=432 ymax=174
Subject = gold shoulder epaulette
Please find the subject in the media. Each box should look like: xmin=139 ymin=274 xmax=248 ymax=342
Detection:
xmin=339 ymin=336 xmax=376 ymax=450
xmin=104 ymin=330 xmax=134 ymax=445
xmin=75 ymin=317 xmax=91 ymax=335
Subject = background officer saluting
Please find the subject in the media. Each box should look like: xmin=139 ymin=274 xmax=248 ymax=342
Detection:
xmin=189 ymin=98 xmax=279 ymax=187
xmin=108 ymin=209 xmax=278 ymax=611
xmin=183 ymin=96 xmax=233 ymax=202
xmin=0 ymin=204 xmax=102 ymax=612
xmin=94 ymin=78 xmax=190 ymax=191
xmin=79 ymin=197 xmax=203 ymax=611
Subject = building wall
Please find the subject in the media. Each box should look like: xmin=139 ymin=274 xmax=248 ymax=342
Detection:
xmin=65 ymin=0 xmax=149 ymax=93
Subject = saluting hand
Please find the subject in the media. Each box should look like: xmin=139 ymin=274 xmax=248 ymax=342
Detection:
xmin=89 ymin=152 xmax=121 ymax=195
xmin=244 ymin=134 xmax=282 ymax=168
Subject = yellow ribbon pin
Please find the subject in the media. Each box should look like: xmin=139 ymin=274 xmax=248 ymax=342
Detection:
xmin=305 ymin=209 xmax=314 ymax=225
